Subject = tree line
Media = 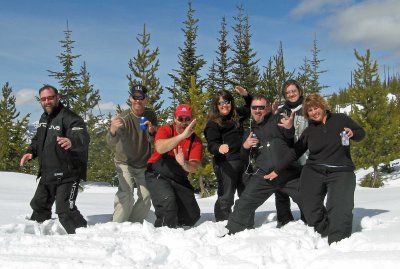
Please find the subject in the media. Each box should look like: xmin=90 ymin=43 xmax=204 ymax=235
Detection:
xmin=1 ymin=1 xmax=399 ymax=192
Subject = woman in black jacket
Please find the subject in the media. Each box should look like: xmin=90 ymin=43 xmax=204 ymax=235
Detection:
xmin=204 ymin=87 xmax=251 ymax=221
xmin=265 ymin=93 xmax=365 ymax=244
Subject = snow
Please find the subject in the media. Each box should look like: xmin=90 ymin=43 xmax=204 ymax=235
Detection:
xmin=1 ymin=169 xmax=400 ymax=269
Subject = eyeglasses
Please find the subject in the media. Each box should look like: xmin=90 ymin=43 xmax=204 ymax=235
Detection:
xmin=131 ymin=95 xmax=145 ymax=101
xmin=40 ymin=95 xmax=56 ymax=102
xmin=218 ymin=100 xmax=231 ymax=106
xmin=285 ymin=89 xmax=298 ymax=95
xmin=177 ymin=116 xmax=192 ymax=122
xmin=251 ymin=105 xmax=266 ymax=111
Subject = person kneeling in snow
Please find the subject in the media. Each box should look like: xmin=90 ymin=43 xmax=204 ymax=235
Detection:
xmin=20 ymin=85 xmax=89 ymax=234
xmin=145 ymin=104 xmax=203 ymax=228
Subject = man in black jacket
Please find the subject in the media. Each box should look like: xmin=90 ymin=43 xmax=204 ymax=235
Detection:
xmin=226 ymin=94 xmax=301 ymax=234
xmin=20 ymin=85 xmax=89 ymax=234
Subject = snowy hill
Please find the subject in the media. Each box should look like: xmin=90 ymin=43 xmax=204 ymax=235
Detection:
xmin=0 ymin=170 xmax=400 ymax=268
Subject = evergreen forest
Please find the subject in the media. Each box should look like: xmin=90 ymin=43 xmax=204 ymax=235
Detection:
xmin=1 ymin=2 xmax=399 ymax=193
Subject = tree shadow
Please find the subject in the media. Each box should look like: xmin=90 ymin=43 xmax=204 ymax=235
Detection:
xmin=195 ymin=212 xmax=216 ymax=225
xmin=85 ymin=207 xmax=385 ymax=233
xmin=86 ymin=214 xmax=112 ymax=225
xmin=194 ymin=210 xmax=280 ymax=227
xmin=352 ymin=207 xmax=388 ymax=232
xmin=86 ymin=211 xmax=158 ymax=225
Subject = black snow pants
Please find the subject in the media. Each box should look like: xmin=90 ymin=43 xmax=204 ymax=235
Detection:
xmin=226 ymin=172 xmax=300 ymax=234
xmin=145 ymin=168 xmax=200 ymax=228
xmin=30 ymin=179 xmax=87 ymax=234
xmin=275 ymin=190 xmax=306 ymax=226
xmin=299 ymin=165 xmax=356 ymax=244
xmin=213 ymin=159 xmax=246 ymax=221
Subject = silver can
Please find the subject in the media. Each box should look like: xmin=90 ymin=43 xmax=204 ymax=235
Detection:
xmin=341 ymin=131 xmax=349 ymax=146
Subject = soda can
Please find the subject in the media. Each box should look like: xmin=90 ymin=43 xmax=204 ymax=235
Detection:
xmin=341 ymin=131 xmax=349 ymax=146
xmin=252 ymin=132 xmax=258 ymax=148
xmin=140 ymin=117 xmax=147 ymax=130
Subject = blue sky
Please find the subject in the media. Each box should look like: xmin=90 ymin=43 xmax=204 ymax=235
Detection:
xmin=1 ymin=0 xmax=399 ymax=122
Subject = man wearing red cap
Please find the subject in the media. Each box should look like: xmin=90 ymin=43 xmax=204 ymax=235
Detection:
xmin=145 ymin=104 xmax=203 ymax=228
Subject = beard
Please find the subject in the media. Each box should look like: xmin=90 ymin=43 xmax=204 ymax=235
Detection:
xmin=42 ymin=101 xmax=59 ymax=115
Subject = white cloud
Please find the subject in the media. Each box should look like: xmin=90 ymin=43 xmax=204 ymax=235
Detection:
xmin=291 ymin=0 xmax=352 ymax=18
xmin=97 ymin=101 xmax=129 ymax=115
xmin=291 ymin=0 xmax=400 ymax=59
xmin=326 ymin=0 xmax=400 ymax=53
xmin=15 ymin=88 xmax=37 ymax=105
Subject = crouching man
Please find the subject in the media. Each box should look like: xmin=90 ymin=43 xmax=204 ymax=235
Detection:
xmin=145 ymin=104 xmax=202 ymax=228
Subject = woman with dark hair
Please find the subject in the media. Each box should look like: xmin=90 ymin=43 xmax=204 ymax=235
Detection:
xmin=275 ymin=79 xmax=308 ymax=227
xmin=204 ymin=86 xmax=251 ymax=221
xmin=265 ymin=93 xmax=365 ymax=244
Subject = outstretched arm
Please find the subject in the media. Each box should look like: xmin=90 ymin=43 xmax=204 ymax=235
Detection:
xmin=64 ymin=115 xmax=90 ymax=152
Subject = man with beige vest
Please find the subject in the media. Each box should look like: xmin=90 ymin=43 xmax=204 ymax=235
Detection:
xmin=107 ymin=85 xmax=158 ymax=223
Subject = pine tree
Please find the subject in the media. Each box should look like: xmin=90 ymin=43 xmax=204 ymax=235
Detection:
xmin=74 ymin=61 xmax=101 ymax=119
xmin=272 ymin=42 xmax=294 ymax=101
xmin=187 ymin=76 xmax=215 ymax=197
xmin=297 ymin=56 xmax=313 ymax=97
xmin=259 ymin=57 xmax=278 ymax=102
xmin=47 ymin=21 xmax=81 ymax=110
xmin=76 ymin=62 xmax=115 ymax=183
xmin=349 ymin=49 xmax=400 ymax=185
xmin=327 ymin=89 xmax=351 ymax=113
xmin=0 ymin=82 xmax=30 ymax=171
xmin=213 ymin=16 xmax=232 ymax=92
xmin=168 ymin=0 xmax=207 ymax=105
xmin=387 ymin=75 xmax=400 ymax=108
xmin=309 ymin=33 xmax=327 ymax=93
xmin=127 ymin=24 xmax=167 ymax=123
xmin=86 ymin=113 xmax=116 ymax=183
xmin=207 ymin=61 xmax=218 ymax=97
xmin=259 ymin=42 xmax=293 ymax=103
xmin=230 ymin=4 xmax=260 ymax=94
xmin=206 ymin=16 xmax=232 ymax=109
xmin=48 ymin=23 xmax=116 ymax=183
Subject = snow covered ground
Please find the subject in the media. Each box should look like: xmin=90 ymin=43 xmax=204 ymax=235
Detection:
xmin=1 ymin=168 xmax=400 ymax=269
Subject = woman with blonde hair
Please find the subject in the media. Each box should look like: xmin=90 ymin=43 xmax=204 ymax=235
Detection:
xmin=265 ymin=93 xmax=365 ymax=244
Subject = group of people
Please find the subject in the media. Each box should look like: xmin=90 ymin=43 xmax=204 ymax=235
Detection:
xmin=20 ymin=81 xmax=365 ymax=244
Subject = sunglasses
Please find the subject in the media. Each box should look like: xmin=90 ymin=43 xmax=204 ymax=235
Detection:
xmin=218 ymin=100 xmax=231 ymax=106
xmin=177 ymin=116 xmax=192 ymax=122
xmin=40 ymin=95 xmax=56 ymax=102
xmin=251 ymin=105 xmax=266 ymax=111
xmin=131 ymin=95 xmax=145 ymax=100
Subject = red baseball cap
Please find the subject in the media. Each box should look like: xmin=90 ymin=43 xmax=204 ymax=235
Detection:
xmin=175 ymin=104 xmax=192 ymax=117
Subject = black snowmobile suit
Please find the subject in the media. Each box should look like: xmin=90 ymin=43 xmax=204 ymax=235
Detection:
xmin=27 ymin=103 xmax=90 ymax=183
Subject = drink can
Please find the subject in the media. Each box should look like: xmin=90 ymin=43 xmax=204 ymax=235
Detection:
xmin=341 ymin=131 xmax=349 ymax=146
xmin=252 ymin=132 xmax=258 ymax=148
xmin=140 ymin=117 xmax=147 ymax=130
